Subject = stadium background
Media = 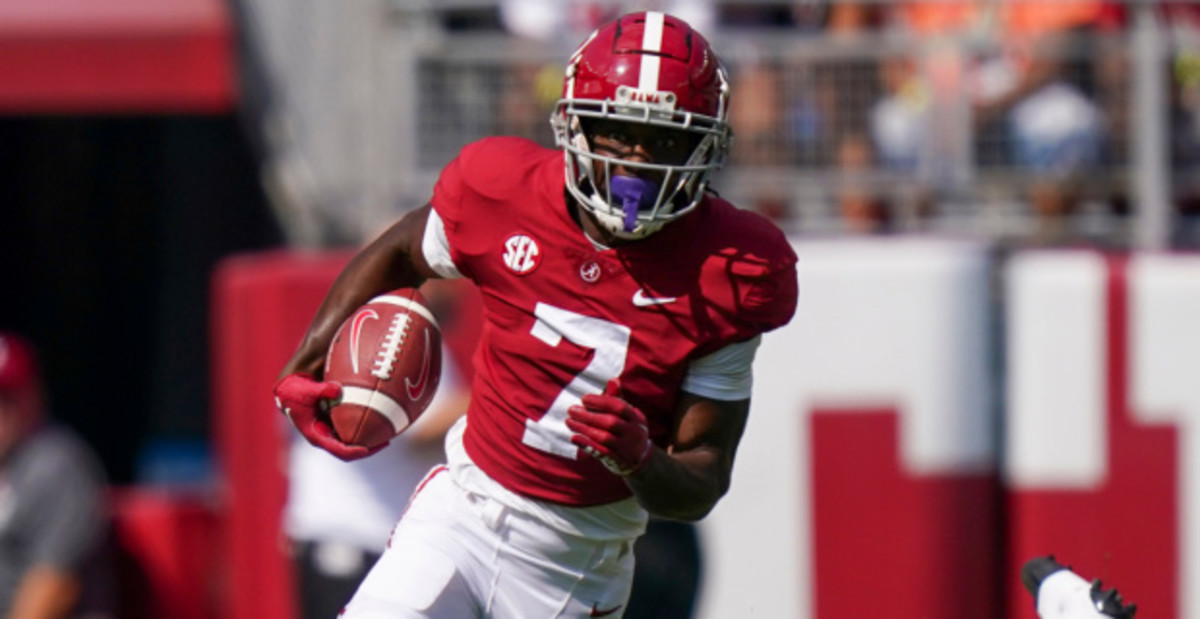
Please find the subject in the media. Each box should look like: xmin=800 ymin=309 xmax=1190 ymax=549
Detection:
xmin=1 ymin=0 xmax=1198 ymax=617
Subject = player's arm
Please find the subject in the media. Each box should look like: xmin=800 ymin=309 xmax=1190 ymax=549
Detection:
xmin=279 ymin=204 xmax=440 ymax=379
xmin=627 ymin=393 xmax=748 ymax=521
xmin=274 ymin=204 xmax=442 ymax=461
xmin=567 ymin=337 xmax=759 ymax=521
xmin=567 ymin=382 xmax=747 ymax=521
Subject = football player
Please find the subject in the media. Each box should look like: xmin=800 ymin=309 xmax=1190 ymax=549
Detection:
xmin=274 ymin=11 xmax=798 ymax=618
xmin=1022 ymin=556 xmax=1137 ymax=619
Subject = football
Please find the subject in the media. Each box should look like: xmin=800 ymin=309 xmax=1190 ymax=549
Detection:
xmin=323 ymin=288 xmax=442 ymax=448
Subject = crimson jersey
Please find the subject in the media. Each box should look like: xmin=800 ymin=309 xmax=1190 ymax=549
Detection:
xmin=431 ymin=137 xmax=798 ymax=506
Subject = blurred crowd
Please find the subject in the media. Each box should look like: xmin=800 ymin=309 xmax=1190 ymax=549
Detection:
xmin=421 ymin=0 xmax=1200 ymax=248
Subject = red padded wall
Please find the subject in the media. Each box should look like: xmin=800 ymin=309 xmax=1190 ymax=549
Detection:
xmin=209 ymin=250 xmax=350 ymax=619
xmin=110 ymin=488 xmax=221 ymax=619
xmin=1005 ymin=256 xmax=1180 ymax=618
xmin=813 ymin=409 xmax=1001 ymax=618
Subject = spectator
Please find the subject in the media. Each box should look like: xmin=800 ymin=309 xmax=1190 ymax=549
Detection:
xmin=891 ymin=1 xmax=1110 ymax=240
xmin=868 ymin=54 xmax=941 ymax=227
xmin=824 ymin=0 xmax=885 ymax=38
xmin=495 ymin=62 xmax=561 ymax=146
xmin=729 ymin=55 xmax=787 ymax=166
xmin=0 ymin=332 xmax=114 ymax=619
xmin=780 ymin=26 xmax=883 ymax=169
xmin=870 ymin=56 xmax=929 ymax=174
xmin=1164 ymin=4 xmax=1200 ymax=245
xmin=835 ymin=133 xmax=891 ymax=234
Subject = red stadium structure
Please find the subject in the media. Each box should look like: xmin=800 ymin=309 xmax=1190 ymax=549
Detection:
xmin=2 ymin=0 xmax=237 ymax=616
xmin=701 ymin=239 xmax=1001 ymax=618
xmin=210 ymin=251 xmax=352 ymax=619
xmin=0 ymin=0 xmax=233 ymax=113
xmin=1004 ymin=251 xmax=1198 ymax=619
xmin=702 ymin=241 xmax=1200 ymax=618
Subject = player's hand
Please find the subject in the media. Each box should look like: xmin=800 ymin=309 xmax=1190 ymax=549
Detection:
xmin=567 ymin=379 xmax=653 ymax=476
xmin=273 ymin=373 xmax=385 ymax=462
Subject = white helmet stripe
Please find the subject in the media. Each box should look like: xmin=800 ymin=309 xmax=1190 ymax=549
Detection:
xmin=638 ymin=11 xmax=665 ymax=92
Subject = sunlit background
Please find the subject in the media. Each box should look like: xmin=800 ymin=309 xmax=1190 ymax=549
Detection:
xmin=1 ymin=1 xmax=1195 ymax=617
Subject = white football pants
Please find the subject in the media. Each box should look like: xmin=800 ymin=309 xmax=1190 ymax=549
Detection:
xmin=339 ymin=466 xmax=636 ymax=619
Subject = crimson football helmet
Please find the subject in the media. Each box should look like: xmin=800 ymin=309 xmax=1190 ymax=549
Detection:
xmin=551 ymin=11 xmax=732 ymax=240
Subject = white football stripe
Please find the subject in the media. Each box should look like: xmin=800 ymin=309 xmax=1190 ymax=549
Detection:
xmin=638 ymin=12 xmax=664 ymax=92
xmin=368 ymin=294 xmax=440 ymax=329
xmin=340 ymin=386 xmax=412 ymax=434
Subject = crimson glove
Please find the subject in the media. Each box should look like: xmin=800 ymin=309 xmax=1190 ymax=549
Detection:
xmin=566 ymin=379 xmax=653 ymax=476
xmin=273 ymin=372 xmax=385 ymax=462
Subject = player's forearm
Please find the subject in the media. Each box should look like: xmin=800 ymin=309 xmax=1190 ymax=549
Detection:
xmin=281 ymin=263 xmax=419 ymax=378
xmin=280 ymin=227 xmax=429 ymax=379
xmin=624 ymin=446 xmax=730 ymax=521
xmin=287 ymin=260 xmax=421 ymax=373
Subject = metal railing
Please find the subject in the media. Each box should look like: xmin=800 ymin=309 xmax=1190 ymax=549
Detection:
xmin=235 ymin=0 xmax=1193 ymax=248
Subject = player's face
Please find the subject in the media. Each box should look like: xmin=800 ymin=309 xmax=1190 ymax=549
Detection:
xmin=584 ymin=119 xmax=697 ymax=183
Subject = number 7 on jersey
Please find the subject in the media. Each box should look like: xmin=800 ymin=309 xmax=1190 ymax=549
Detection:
xmin=522 ymin=302 xmax=631 ymax=459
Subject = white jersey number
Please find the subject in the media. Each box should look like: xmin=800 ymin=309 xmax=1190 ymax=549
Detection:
xmin=521 ymin=302 xmax=631 ymax=459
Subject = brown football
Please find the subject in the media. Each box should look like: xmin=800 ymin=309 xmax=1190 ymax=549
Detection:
xmin=323 ymin=288 xmax=442 ymax=448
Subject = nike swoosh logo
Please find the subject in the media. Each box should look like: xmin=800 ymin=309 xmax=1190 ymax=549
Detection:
xmin=349 ymin=309 xmax=379 ymax=374
xmin=632 ymin=289 xmax=677 ymax=307
xmin=590 ymin=603 xmax=623 ymax=617
xmin=405 ymin=329 xmax=433 ymax=401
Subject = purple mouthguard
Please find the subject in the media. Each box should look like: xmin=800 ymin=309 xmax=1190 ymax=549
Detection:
xmin=609 ymin=175 xmax=659 ymax=232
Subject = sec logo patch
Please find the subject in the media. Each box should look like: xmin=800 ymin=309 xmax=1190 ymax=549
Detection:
xmin=503 ymin=234 xmax=541 ymax=275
